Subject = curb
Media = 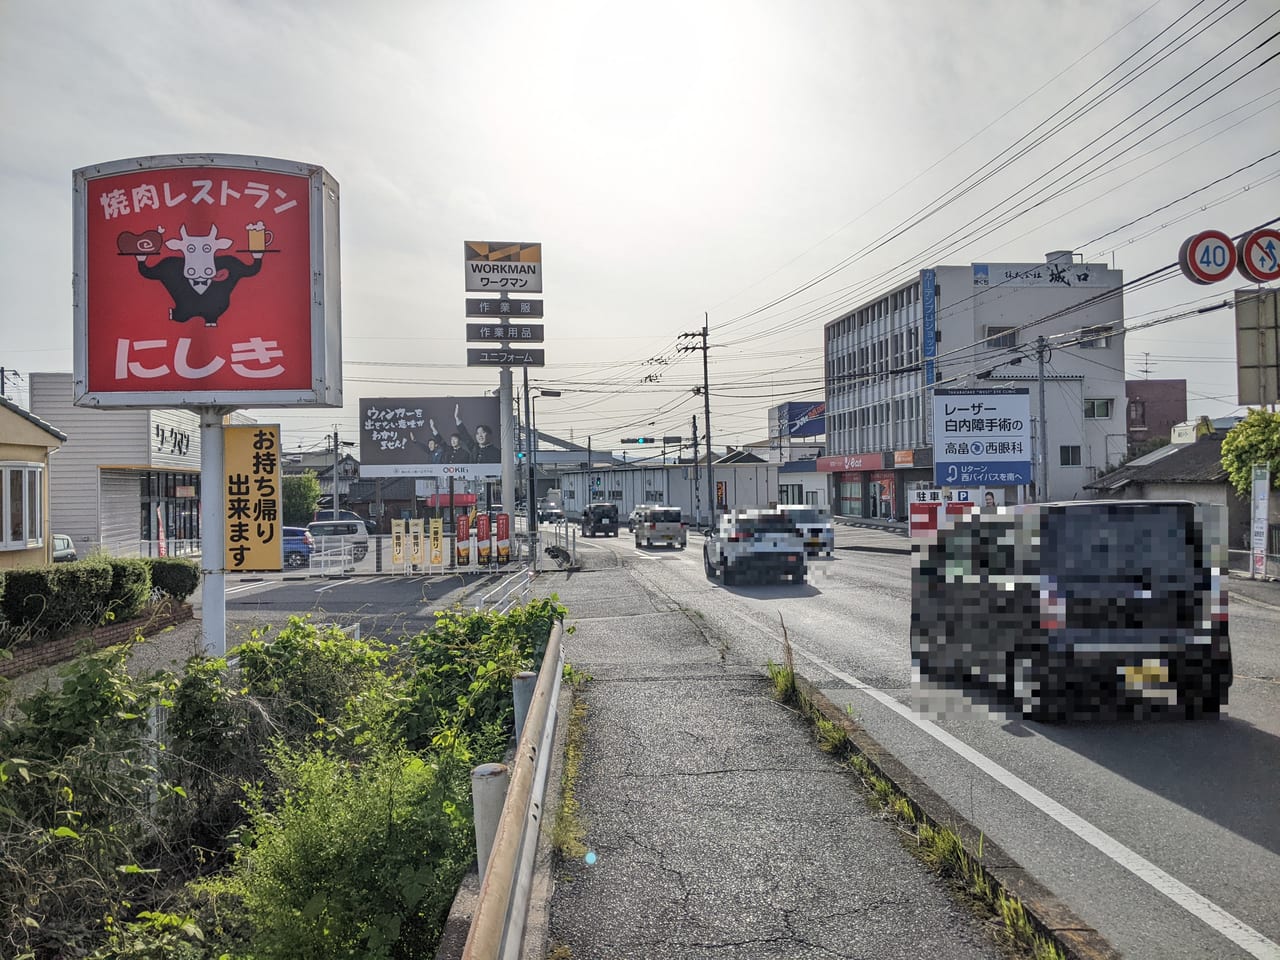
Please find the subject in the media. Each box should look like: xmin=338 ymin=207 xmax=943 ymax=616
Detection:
xmin=836 ymin=543 xmax=913 ymax=556
xmin=793 ymin=673 xmax=1121 ymax=960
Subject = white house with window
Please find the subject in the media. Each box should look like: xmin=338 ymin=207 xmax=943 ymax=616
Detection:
xmin=0 ymin=395 xmax=66 ymax=568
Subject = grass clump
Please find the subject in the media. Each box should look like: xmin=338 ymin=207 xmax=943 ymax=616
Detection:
xmin=552 ymin=698 xmax=589 ymax=860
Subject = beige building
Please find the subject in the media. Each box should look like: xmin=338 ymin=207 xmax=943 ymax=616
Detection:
xmin=0 ymin=394 xmax=67 ymax=568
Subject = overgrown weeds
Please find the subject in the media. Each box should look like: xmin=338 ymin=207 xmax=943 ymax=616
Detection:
xmin=552 ymin=698 xmax=590 ymax=860
xmin=0 ymin=597 xmax=569 ymax=960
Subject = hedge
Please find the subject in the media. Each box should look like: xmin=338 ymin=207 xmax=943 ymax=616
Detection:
xmin=1 ymin=561 xmax=113 ymax=635
xmin=104 ymin=557 xmax=151 ymax=623
xmin=146 ymin=557 xmax=201 ymax=601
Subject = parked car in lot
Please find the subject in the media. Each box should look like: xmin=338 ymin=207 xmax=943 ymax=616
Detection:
xmin=52 ymin=534 xmax=77 ymax=563
xmin=633 ymin=505 xmax=687 ymax=549
xmin=282 ymin=526 xmax=314 ymax=567
xmin=778 ymin=504 xmax=835 ymax=557
xmin=581 ymin=502 xmax=619 ymax=537
xmin=910 ymin=499 xmax=1232 ymax=721
xmin=307 ymin=519 xmax=369 ymax=561
xmin=313 ymin=509 xmax=378 ymax=535
xmin=703 ymin=508 xmax=806 ymax=586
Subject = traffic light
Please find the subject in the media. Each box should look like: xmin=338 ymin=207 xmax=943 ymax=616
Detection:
xmin=622 ymin=437 xmax=656 ymax=444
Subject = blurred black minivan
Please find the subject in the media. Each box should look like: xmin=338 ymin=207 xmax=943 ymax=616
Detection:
xmin=911 ymin=500 xmax=1231 ymax=721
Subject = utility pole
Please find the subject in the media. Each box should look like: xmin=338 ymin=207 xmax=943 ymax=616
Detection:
xmin=1035 ymin=336 xmax=1050 ymax=502
xmin=692 ymin=414 xmax=702 ymax=524
xmin=332 ymin=427 xmax=340 ymax=517
xmin=679 ymin=317 xmax=714 ymax=521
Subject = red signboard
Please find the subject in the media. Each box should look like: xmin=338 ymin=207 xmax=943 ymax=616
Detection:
xmin=817 ymin=453 xmax=878 ymax=472
xmin=73 ymin=155 xmax=342 ymax=409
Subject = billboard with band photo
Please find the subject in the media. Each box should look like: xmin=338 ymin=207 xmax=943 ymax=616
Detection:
xmin=359 ymin=396 xmax=503 ymax=479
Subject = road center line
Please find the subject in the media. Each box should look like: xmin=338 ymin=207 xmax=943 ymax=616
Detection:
xmin=725 ymin=607 xmax=1280 ymax=960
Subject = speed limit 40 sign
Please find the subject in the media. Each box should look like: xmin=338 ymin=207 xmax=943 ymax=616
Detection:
xmin=1179 ymin=230 xmax=1237 ymax=284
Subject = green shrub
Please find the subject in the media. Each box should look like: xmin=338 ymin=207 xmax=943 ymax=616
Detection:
xmin=147 ymin=557 xmax=200 ymax=601
xmin=105 ymin=557 xmax=152 ymax=623
xmin=397 ymin=600 xmax=563 ymax=756
xmin=224 ymin=748 xmax=472 ymax=960
xmin=1 ymin=560 xmax=113 ymax=634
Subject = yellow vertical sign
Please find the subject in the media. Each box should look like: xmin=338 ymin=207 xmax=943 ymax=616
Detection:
xmin=429 ymin=518 xmax=444 ymax=565
xmin=224 ymin=425 xmax=282 ymax=572
xmin=409 ymin=518 xmax=425 ymax=566
xmin=391 ymin=519 xmax=406 ymax=564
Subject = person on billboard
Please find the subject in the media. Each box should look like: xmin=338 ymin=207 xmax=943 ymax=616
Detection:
xmin=446 ymin=432 xmax=473 ymax=463
xmin=408 ymin=431 xmax=445 ymax=464
xmin=471 ymin=424 xmax=500 ymax=463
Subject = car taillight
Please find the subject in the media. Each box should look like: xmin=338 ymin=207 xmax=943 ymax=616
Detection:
xmin=728 ymin=533 xmax=749 ymax=542
xmin=648 ymin=523 xmax=656 ymax=530
xmin=304 ymin=533 xmax=314 ymax=546
xmin=1210 ymin=574 xmax=1228 ymax=624
xmin=1038 ymin=586 xmax=1065 ymax=630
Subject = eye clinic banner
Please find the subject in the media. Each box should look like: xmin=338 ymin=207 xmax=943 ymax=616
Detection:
xmin=359 ymin=396 xmax=503 ymax=479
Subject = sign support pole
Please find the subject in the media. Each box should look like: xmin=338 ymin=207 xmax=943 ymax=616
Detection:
xmin=1036 ymin=336 xmax=1050 ymax=502
xmin=500 ymin=366 xmax=515 ymax=521
xmin=198 ymin=406 xmax=230 ymax=657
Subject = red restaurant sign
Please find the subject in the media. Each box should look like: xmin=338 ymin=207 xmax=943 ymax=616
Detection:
xmin=73 ymin=154 xmax=342 ymax=409
xmin=817 ymin=453 xmax=879 ymax=472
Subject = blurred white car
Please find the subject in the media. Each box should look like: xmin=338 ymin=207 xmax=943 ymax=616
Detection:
xmin=703 ymin=508 xmax=807 ymax=586
xmin=778 ymin=504 xmax=835 ymax=558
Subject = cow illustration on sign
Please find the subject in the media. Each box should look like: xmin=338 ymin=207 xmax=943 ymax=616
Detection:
xmin=118 ymin=222 xmax=270 ymax=327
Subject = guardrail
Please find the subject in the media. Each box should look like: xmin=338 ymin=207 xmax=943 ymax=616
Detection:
xmin=462 ymin=619 xmax=565 ymax=960
xmin=476 ymin=567 xmax=536 ymax=615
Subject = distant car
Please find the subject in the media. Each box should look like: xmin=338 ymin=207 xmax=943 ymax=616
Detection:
xmin=628 ymin=503 xmax=657 ymax=532
xmin=282 ymin=526 xmax=314 ymax=568
xmin=581 ymin=503 xmax=619 ymax=537
xmin=313 ymin=509 xmax=378 ymax=535
xmin=778 ymin=504 xmax=835 ymax=558
xmin=52 ymin=534 xmax=77 ymax=563
xmin=703 ymin=508 xmax=806 ymax=586
xmin=307 ymin=519 xmax=369 ymax=562
xmin=633 ymin=505 xmax=687 ymax=549
xmin=539 ymin=505 xmax=565 ymax=523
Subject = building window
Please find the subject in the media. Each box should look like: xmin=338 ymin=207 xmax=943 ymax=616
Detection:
xmin=984 ymin=326 xmax=1017 ymax=350
xmin=1060 ymin=445 xmax=1082 ymax=466
xmin=1 ymin=463 xmax=44 ymax=549
xmin=1080 ymin=325 xmax=1114 ymax=348
xmin=1127 ymin=398 xmax=1146 ymax=428
xmin=1083 ymin=399 xmax=1113 ymax=419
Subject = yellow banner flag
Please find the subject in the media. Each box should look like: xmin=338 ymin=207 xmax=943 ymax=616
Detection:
xmin=391 ymin=519 xmax=406 ymax=564
xmin=409 ymin=519 xmax=425 ymax=566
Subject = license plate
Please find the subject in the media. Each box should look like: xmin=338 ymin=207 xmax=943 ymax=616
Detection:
xmin=1121 ymin=660 xmax=1169 ymax=690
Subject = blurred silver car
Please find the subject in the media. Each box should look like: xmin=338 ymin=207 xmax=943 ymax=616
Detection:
xmin=703 ymin=508 xmax=806 ymax=586
xmin=778 ymin=505 xmax=835 ymax=558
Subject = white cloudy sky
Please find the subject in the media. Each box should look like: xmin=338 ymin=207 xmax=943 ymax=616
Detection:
xmin=2 ymin=0 xmax=1277 ymax=455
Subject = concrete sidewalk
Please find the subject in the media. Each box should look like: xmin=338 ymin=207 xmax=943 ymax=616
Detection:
xmin=533 ymin=563 xmax=1002 ymax=960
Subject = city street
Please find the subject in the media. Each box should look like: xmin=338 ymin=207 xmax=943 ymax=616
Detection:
xmin=543 ymin=526 xmax=1280 ymax=960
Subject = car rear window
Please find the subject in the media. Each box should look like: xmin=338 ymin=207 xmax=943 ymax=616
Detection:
xmin=1043 ymin=504 xmax=1200 ymax=582
xmin=651 ymin=509 xmax=681 ymax=523
xmin=784 ymin=509 xmax=819 ymax=523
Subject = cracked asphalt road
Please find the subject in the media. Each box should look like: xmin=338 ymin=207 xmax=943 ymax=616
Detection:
xmin=541 ymin=562 xmax=1001 ymax=959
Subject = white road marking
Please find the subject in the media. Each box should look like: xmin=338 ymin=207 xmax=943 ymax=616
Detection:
xmin=315 ymin=579 xmax=352 ymax=594
xmin=225 ymin=580 xmax=278 ymax=597
xmin=725 ymin=607 xmax=1280 ymax=960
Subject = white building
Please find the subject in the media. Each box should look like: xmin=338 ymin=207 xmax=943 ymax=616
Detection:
xmin=30 ymin=372 xmax=253 ymax=556
xmin=822 ymin=251 xmax=1125 ymax=518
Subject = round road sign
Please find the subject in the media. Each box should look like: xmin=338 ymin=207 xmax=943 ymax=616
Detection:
xmin=1237 ymin=228 xmax=1280 ymax=283
xmin=1179 ymin=230 xmax=1237 ymax=285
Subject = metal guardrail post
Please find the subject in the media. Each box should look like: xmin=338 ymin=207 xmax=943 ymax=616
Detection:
xmin=462 ymin=621 xmax=564 ymax=960
xmin=471 ymin=762 xmax=510 ymax=882
xmin=512 ymin=671 xmax=537 ymax=743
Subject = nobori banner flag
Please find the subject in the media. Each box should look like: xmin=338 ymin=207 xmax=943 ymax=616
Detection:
xmin=932 ymin=388 xmax=1032 ymax=486
xmin=73 ymin=154 xmax=342 ymax=409
xmin=360 ymin=396 xmax=503 ymax=479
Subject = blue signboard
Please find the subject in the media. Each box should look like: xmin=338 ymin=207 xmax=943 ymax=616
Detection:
xmin=774 ymin=401 xmax=826 ymax=438
xmin=931 ymin=388 xmax=1032 ymax=487
xmin=922 ymin=269 xmax=937 ymax=385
